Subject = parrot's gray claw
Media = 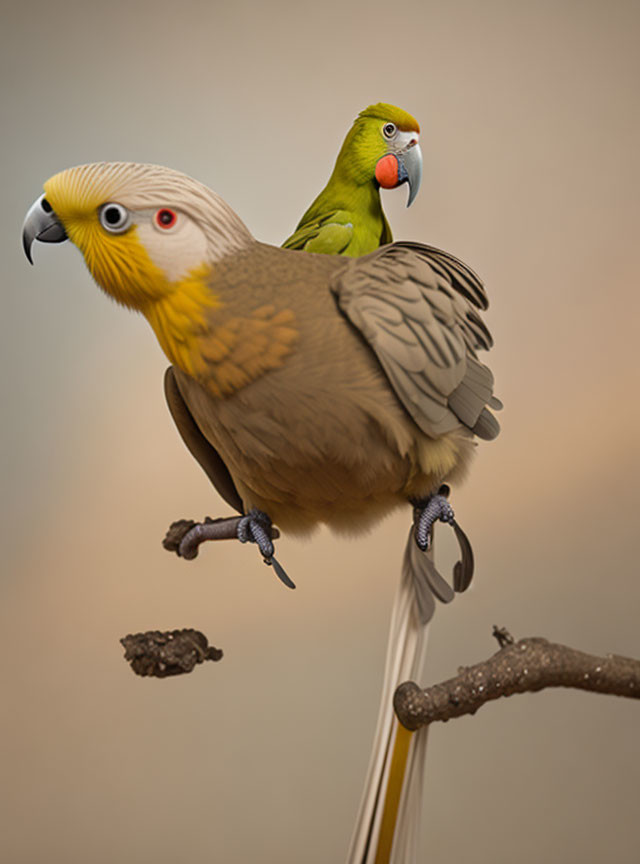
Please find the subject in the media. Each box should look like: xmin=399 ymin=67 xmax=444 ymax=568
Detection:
xmin=410 ymin=486 xmax=474 ymax=594
xmin=237 ymin=509 xmax=295 ymax=589
xmin=412 ymin=489 xmax=455 ymax=551
xmin=163 ymin=511 xmax=295 ymax=589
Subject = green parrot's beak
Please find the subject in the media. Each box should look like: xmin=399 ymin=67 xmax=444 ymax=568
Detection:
xmin=22 ymin=194 xmax=67 ymax=264
xmin=397 ymin=142 xmax=423 ymax=208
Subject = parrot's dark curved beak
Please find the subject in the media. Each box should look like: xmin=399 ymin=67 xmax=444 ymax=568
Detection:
xmin=22 ymin=194 xmax=67 ymax=264
xmin=397 ymin=142 xmax=423 ymax=208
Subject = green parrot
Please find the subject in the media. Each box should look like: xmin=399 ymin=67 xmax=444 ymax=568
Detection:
xmin=282 ymin=103 xmax=422 ymax=256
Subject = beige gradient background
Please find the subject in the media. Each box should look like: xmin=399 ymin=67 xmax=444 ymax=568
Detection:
xmin=2 ymin=0 xmax=639 ymax=861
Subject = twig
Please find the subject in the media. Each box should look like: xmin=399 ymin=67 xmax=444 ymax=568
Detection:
xmin=394 ymin=632 xmax=640 ymax=731
xmin=163 ymin=516 xmax=279 ymax=560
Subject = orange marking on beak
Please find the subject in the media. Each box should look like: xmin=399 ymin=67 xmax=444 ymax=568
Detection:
xmin=375 ymin=154 xmax=399 ymax=189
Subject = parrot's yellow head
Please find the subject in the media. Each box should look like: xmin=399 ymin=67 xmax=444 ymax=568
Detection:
xmin=24 ymin=161 xmax=253 ymax=311
xmin=23 ymin=162 xmax=256 ymax=377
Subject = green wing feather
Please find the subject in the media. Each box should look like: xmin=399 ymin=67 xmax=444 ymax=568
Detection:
xmin=282 ymin=210 xmax=354 ymax=254
xmin=283 ymin=206 xmax=392 ymax=256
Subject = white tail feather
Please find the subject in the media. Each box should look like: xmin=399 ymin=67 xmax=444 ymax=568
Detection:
xmin=346 ymin=532 xmax=433 ymax=864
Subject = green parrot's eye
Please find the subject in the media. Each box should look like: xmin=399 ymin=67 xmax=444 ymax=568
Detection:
xmin=382 ymin=123 xmax=397 ymax=139
xmin=99 ymin=203 xmax=131 ymax=234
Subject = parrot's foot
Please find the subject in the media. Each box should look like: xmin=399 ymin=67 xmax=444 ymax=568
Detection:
xmin=164 ymin=516 xmax=257 ymax=559
xmin=410 ymin=485 xmax=474 ymax=594
xmin=162 ymin=512 xmax=294 ymax=590
xmin=411 ymin=487 xmax=455 ymax=551
xmin=236 ymin=509 xmax=295 ymax=589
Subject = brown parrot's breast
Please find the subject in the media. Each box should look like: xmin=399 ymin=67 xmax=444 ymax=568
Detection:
xmin=171 ymin=244 xmax=476 ymax=535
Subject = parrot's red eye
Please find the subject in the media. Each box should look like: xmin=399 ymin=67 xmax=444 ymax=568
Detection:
xmin=155 ymin=208 xmax=177 ymax=229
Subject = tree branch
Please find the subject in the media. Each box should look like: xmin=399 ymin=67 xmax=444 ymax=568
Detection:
xmin=394 ymin=630 xmax=640 ymax=731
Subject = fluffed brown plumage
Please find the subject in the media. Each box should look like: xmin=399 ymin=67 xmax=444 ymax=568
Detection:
xmin=170 ymin=240 xmax=494 ymax=536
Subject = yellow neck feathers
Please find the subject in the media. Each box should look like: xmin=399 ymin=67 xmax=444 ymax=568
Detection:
xmin=147 ymin=284 xmax=300 ymax=397
xmin=68 ymin=222 xmax=298 ymax=394
xmin=144 ymin=265 xmax=219 ymax=378
xmin=65 ymin=221 xmax=216 ymax=376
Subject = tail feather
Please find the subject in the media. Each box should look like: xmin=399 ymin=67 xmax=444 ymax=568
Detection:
xmin=346 ymin=530 xmax=434 ymax=864
xmin=392 ymin=727 xmax=428 ymax=863
xmin=405 ymin=530 xmax=455 ymax=614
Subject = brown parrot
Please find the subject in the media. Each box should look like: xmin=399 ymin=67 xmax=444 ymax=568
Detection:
xmin=23 ymin=161 xmax=500 ymax=864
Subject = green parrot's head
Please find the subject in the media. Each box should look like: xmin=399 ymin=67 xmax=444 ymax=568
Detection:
xmin=337 ymin=103 xmax=422 ymax=205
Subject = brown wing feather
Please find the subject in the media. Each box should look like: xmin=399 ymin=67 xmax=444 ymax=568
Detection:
xmin=164 ymin=366 xmax=243 ymax=513
xmin=331 ymin=242 xmax=500 ymax=440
